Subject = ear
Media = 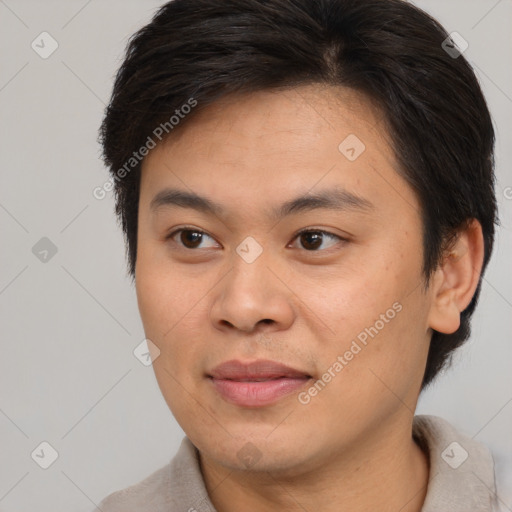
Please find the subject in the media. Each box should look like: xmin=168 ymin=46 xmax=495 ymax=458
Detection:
xmin=427 ymin=219 xmax=485 ymax=334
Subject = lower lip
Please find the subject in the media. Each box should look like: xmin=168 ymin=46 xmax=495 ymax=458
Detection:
xmin=209 ymin=377 xmax=311 ymax=407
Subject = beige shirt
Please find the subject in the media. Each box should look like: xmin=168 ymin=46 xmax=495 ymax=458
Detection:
xmin=94 ymin=415 xmax=498 ymax=511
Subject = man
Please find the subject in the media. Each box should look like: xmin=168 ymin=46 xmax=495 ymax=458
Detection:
xmin=95 ymin=0 xmax=499 ymax=510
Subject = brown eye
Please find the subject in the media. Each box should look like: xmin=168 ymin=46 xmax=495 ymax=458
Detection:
xmin=300 ymin=231 xmax=323 ymax=250
xmin=292 ymin=229 xmax=344 ymax=251
xmin=166 ymin=228 xmax=219 ymax=249
xmin=180 ymin=230 xmax=204 ymax=248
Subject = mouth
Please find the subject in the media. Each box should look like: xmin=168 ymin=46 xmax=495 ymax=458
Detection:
xmin=207 ymin=359 xmax=312 ymax=407
xmin=208 ymin=359 xmax=312 ymax=380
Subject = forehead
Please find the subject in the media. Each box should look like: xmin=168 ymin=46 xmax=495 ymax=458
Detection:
xmin=139 ymin=84 xmax=418 ymax=222
xmin=150 ymin=85 xmax=388 ymax=160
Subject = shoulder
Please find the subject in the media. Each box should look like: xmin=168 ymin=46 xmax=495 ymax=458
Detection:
xmin=93 ymin=461 xmax=172 ymax=512
xmin=413 ymin=414 xmax=499 ymax=512
xmin=92 ymin=437 xmax=214 ymax=512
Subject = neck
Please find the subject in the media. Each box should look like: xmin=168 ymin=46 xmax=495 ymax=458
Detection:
xmin=199 ymin=416 xmax=429 ymax=512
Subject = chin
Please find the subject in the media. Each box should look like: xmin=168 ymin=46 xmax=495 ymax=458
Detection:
xmin=196 ymin=427 xmax=312 ymax=474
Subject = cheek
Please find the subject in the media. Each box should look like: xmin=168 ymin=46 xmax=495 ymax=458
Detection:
xmin=135 ymin=263 xmax=210 ymax=421
xmin=313 ymin=267 xmax=397 ymax=335
xmin=135 ymin=258 xmax=214 ymax=377
xmin=306 ymin=262 xmax=429 ymax=406
xmin=323 ymin=292 xmax=429 ymax=415
xmin=136 ymin=253 xmax=197 ymax=336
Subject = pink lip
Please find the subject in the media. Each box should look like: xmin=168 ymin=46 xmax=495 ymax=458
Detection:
xmin=208 ymin=359 xmax=312 ymax=407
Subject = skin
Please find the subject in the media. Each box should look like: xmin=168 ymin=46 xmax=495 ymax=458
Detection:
xmin=135 ymin=84 xmax=484 ymax=512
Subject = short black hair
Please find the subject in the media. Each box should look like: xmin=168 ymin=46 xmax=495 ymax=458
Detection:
xmin=99 ymin=0 xmax=498 ymax=390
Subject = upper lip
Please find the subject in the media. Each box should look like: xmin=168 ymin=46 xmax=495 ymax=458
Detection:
xmin=208 ymin=359 xmax=311 ymax=380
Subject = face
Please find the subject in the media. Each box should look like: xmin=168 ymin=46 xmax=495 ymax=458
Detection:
xmin=136 ymin=84 xmax=434 ymax=475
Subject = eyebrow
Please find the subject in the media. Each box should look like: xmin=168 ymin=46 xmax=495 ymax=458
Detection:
xmin=150 ymin=187 xmax=374 ymax=220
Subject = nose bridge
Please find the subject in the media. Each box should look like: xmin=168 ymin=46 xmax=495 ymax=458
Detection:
xmin=228 ymin=238 xmax=274 ymax=307
xmin=210 ymin=238 xmax=295 ymax=333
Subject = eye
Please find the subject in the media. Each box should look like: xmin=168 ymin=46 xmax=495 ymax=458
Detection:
xmin=166 ymin=227 xmax=219 ymax=249
xmin=289 ymin=229 xmax=346 ymax=251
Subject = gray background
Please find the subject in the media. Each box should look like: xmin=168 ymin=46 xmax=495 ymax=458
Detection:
xmin=0 ymin=0 xmax=510 ymax=510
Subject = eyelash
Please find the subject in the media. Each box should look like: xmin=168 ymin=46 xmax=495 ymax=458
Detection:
xmin=165 ymin=226 xmax=347 ymax=252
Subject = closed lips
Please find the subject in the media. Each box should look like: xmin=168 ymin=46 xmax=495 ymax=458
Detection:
xmin=207 ymin=360 xmax=313 ymax=407
xmin=208 ymin=359 xmax=312 ymax=380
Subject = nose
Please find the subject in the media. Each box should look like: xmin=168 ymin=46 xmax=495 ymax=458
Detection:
xmin=209 ymin=251 xmax=295 ymax=335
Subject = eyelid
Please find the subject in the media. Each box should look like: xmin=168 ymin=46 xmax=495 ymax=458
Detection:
xmin=291 ymin=227 xmax=350 ymax=240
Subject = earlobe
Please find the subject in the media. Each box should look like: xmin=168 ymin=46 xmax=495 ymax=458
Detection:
xmin=427 ymin=220 xmax=485 ymax=334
